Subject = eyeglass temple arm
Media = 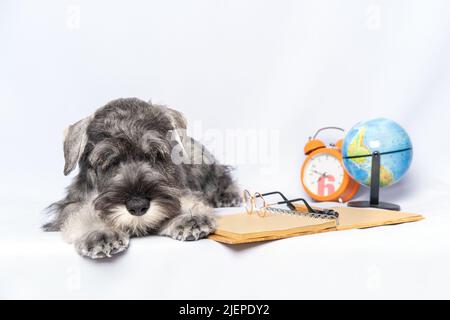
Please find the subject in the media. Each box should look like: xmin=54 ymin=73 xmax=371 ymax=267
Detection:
xmin=274 ymin=197 xmax=317 ymax=213
xmin=260 ymin=191 xmax=296 ymax=210
xmin=252 ymin=191 xmax=336 ymax=216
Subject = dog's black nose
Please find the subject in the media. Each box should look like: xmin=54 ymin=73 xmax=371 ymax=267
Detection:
xmin=126 ymin=197 xmax=150 ymax=216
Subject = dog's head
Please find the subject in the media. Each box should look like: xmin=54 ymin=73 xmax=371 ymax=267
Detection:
xmin=62 ymin=98 xmax=187 ymax=235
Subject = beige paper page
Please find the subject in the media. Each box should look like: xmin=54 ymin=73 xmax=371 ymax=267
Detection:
xmin=294 ymin=205 xmax=424 ymax=230
xmin=209 ymin=206 xmax=424 ymax=244
xmin=213 ymin=213 xmax=336 ymax=240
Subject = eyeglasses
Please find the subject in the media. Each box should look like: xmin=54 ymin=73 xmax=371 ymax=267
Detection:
xmin=243 ymin=189 xmax=339 ymax=222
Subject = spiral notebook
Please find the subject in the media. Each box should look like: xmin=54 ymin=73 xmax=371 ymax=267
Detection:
xmin=208 ymin=205 xmax=423 ymax=244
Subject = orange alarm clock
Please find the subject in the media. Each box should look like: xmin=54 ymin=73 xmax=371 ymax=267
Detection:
xmin=301 ymin=127 xmax=359 ymax=203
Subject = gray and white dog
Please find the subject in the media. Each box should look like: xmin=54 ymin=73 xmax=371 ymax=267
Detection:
xmin=44 ymin=98 xmax=241 ymax=259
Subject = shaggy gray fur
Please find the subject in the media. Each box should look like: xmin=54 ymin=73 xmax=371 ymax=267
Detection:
xmin=44 ymin=98 xmax=241 ymax=259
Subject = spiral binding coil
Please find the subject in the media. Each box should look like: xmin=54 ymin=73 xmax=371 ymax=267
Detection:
xmin=256 ymin=207 xmax=340 ymax=225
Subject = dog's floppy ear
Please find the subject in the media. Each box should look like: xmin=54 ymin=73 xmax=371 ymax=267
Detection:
xmin=165 ymin=107 xmax=189 ymax=160
xmin=166 ymin=107 xmax=188 ymax=143
xmin=63 ymin=115 xmax=93 ymax=176
xmin=166 ymin=108 xmax=187 ymax=130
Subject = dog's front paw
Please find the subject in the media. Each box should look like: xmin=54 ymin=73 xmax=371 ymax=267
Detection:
xmin=161 ymin=213 xmax=216 ymax=241
xmin=215 ymin=190 xmax=242 ymax=208
xmin=75 ymin=230 xmax=130 ymax=259
xmin=217 ymin=194 xmax=242 ymax=207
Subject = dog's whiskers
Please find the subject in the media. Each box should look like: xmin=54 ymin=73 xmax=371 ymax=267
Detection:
xmin=106 ymin=201 xmax=170 ymax=236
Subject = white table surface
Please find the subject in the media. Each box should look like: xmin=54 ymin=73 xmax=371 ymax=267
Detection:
xmin=1 ymin=196 xmax=449 ymax=300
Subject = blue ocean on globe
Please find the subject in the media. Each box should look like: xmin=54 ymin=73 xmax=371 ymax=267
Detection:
xmin=342 ymin=118 xmax=413 ymax=188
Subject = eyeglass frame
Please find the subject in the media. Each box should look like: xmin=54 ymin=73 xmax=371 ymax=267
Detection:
xmin=243 ymin=190 xmax=319 ymax=216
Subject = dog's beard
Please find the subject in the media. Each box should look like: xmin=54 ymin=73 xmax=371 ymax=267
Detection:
xmin=95 ymin=190 xmax=181 ymax=237
xmin=107 ymin=201 xmax=170 ymax=236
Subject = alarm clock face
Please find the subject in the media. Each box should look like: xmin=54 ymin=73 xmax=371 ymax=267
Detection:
xmin=303 ymin=154 xmax=345 ymax=198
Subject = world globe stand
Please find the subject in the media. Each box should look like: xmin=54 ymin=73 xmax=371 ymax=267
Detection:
xmin=347 ymin=151 xmax=401 ymax=211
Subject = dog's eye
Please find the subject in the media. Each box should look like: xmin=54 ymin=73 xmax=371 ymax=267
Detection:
xmin=143 ymin=150 xmax=166 ymax=164
xmin=89 ymin=142 xmax=121 ymax=170
xmin=142 ymin=135 xmax=170 ymax=161
xmin=90 ymin=151 xmax=119 ymax=170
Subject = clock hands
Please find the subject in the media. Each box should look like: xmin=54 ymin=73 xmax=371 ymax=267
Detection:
xmin=311 ymin=169 xmax=328 ymax=181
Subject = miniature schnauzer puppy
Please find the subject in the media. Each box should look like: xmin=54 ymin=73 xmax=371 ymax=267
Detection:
xmin=44 ymin=98 xmax=241 ymax=259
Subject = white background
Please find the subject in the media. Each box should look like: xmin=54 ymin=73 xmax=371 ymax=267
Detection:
xmin=1 ymin=0 xmax=450 ymax=299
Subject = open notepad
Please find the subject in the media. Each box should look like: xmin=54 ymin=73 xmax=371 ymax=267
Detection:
xmin=208 ymin=205 xmax=424 ymax=244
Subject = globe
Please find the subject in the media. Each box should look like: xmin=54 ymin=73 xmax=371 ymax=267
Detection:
xmin=342 ymin=118 xmax=413 ymax=188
